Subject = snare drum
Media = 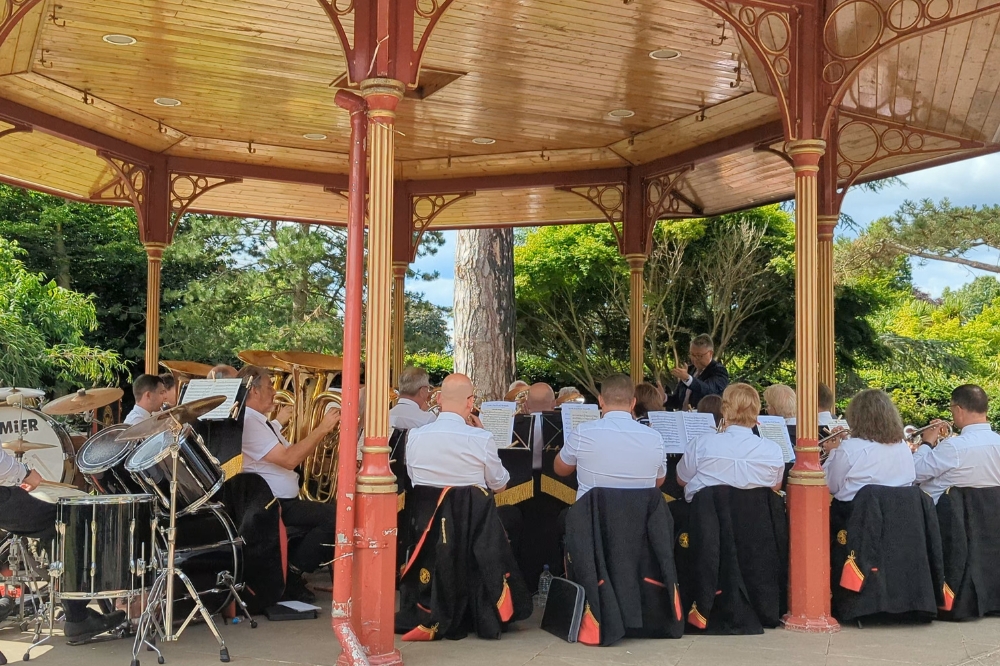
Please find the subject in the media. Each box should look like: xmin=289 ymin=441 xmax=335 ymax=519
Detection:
xmin=77 ymin=425 xmax=146 ymax=495
xmin=56 ymin=494 xmax=155 ymax=600
xmin=0 ymin=405 xmax=76 ymax=484
xmin=125 ymin=425 xmax=224 ymax=516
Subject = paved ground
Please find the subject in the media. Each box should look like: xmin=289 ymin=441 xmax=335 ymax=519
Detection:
xmin=2 ymin=584 xmax=999 ymax=666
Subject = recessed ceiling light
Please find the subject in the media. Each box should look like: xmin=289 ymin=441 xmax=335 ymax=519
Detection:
xmin=472 ymin=137 xmax=495 ymax=145
xmin=153 ymin=97 xmax=181 ymax=107
xmin=103 ymin=34 xmax=137 ymax=46
xmin=607 ymin=109 xmax=635 ymax=119
xmin=302 ymin=133 xmax=327 ymax=140
xmin=649 ymin=48 xmax=681 ymax=60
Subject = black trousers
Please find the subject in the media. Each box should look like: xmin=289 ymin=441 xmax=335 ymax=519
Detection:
xmin=0 ymin=487 xmax=90 ymax=623
xmin=278 ymin=498 xmax=336 ymax=574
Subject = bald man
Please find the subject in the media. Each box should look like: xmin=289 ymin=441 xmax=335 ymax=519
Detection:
xmin=405 ymin=373 xmax=509 ymax=492
xmin=209 ymin=364 xmax=238 ymax=379
xmin=524 ymin=383 xmax=556 ymax=414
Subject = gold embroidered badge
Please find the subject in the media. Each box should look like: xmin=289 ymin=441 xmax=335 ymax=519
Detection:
xmin=419 ymin=568 xmax=431 ymax=584
xmin=837 ymin=529 xmax=847 ymax=545
xmin=679 ymin=533 xmax=690 ymax=549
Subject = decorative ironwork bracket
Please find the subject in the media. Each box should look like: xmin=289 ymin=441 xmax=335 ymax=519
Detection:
xmin=169 ymin=173 xmax=242 ymax=235
xmin=317 ymin=0 xmax=457 ymax=87
xmin=0 ymin=0 xmax=46 ymax=47
xmin=408 ymin=191 xmax=473 ymax=261
xmin=645 ymin=166 xmax=698 ymax=225
xmin=0 ymin=119 xmax=30 ymax=140
xmin=93 ymin=152 xmax=150 ymax=220
xmin=557 ymin=183 xmax=627 ymax=250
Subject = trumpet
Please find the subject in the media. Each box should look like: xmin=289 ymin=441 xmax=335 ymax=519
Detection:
xmin=904 ymin=421 xmax=953 ymax=450
xmin=818 ymin=427 xmax=850 ymax=462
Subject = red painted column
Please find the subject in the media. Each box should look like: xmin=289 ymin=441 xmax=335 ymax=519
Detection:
xmin=351 ymin=77 xmax=405 ymax=666
xmin=331 ymin=90 xmax=369 ymax=665
xmin=783 ymin=139 xmax=840 ymax=633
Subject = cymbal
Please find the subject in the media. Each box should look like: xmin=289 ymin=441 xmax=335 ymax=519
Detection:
xmin=274 ymin=351 xmax=344 ymax=372
xmin=238 ymin=350 xmax=294 ymax=373
xmin=159 ymin=360 xmax=214 ymax=378
xmin=0 ymin=387 xmax=45 ymax=400
xmin=115 ymin=395 xmax=227 ymax=442
xmin=42 ymin=387 xmax=124 ymax=415
xmin=2 ymin=438 xmax=56 ymax=454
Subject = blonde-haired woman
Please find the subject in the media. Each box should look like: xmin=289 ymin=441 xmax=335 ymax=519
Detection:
xmin=763 ymin=383 xmax=798 ymax=445
xmin=676 ymin=383 xmax=785 ymax=502
xmin=823 ymin=389 xmax=915 ymax=501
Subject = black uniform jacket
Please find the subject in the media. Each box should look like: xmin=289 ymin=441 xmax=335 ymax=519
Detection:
xmin=677 ymin=485 xmax=787 ymax=634
xmin=830 ymin=484 xmax=946 ymax=623
xmin=221 ymin=473 xmax=285 ymax=613
xmin=564 ymin=488 xmax=685 ymax=646
xmin=395 ymin=485 xmax=533 ymax=641
xmin=936 ymin=486 xmax=1000 ymax=620
xmin=665 ymin=360 xmax=729 ymax=411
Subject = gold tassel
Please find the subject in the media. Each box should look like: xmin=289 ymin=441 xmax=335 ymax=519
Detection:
xmin=397 ymin=492 xmax=406 ymax=513
xmin=494 ymin=480 xmax=534 ymax=507
xmin=540 ymin=475 xmax=576 ymax=505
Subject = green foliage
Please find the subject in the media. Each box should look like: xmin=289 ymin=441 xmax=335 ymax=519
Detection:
xmin=404 ymin=292 xmax=450 ymax=354
xmin=0 ymin=238 xmax=125 ymax=389
xmin=404 ymin=352 xmax=453 ymax=385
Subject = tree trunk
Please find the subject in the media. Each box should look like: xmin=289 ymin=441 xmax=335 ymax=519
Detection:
xmin=453 ymin=228 xmax=516 ymax=401
xmin=54 ymin=219 xmax=70 ymax=289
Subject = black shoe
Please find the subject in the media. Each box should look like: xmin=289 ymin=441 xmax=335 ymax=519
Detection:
xmin=0 ymin=597 xmax=13 ymax=623
xmin=282 ymin=573 xmax=316 ymax=604
xmin=64 ymin=609 xmax=126 ymax=645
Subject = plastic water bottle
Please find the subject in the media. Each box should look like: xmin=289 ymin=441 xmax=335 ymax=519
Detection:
xmin=537 ymin=565 xmax=554 ymax=608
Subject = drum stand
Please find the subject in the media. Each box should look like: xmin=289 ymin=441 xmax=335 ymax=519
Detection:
xmin=130 ymin=427 xmax=252 ymax=666
xmin=0 ymin=534 xmax=58 ymax=663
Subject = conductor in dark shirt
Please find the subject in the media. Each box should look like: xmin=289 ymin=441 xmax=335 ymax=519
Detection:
xmin=665 ymin=334 xmax=730 ymax=411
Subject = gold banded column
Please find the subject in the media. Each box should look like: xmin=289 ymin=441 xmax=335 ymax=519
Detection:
xmin=391 ymin=261 xmax=407 ymax=386
xmin=817 ymin=215 xmax=837 ymax=401
xmin=626 ymin=253 xmax=646 ymax=384
xmin=353 ymin=77 xmax=404 ymax=665
xmin=143 ymin=242 xmax=166 ymax=375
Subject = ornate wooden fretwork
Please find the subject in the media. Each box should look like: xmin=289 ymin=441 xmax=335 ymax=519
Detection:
xmin=820 ymin=0 xmax=1000 ymax=130
xmin=645 ymin=166 xmax=698 ymax=225
xmin=316 ymin=0 xmax=457 ymax=87
xmin=557 ymin=183 xmax=627 ymax=250
xmin=409 ymin=192 xmax=473 ymax=261
xmin=833 ymin=111 xmax=986 ymax=209
xmin=93 ymin=152 xmax=149 ymax=217
xmin=0 ymin=0 xmax=44 ymax=46
xmin=169 ymin=173 xmax=242 ymax=234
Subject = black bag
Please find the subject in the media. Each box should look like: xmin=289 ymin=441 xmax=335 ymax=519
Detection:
xmin=541 ymin=578 xmax=586 ymax=642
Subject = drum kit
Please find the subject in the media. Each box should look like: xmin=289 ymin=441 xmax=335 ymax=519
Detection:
xmin=0 ymin=386 xmax=253 ymax=666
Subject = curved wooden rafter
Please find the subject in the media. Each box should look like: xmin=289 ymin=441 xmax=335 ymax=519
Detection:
xmin=93 ymin=152 xmax=149 ymax=221
xmin=0 ymin=0 xmax=45 ymax=47
xmin=0 ymin=120 xmax=30 ymax=140
xmin=409 ymin=191 xmax=473 ymax=261
xmin=169 ymin=173 xmax=242 ymax=237
xmin=821 ymin=0 xmax=1000 ymax=134
xmin=638 ymin=166 xmax=698 ymax=255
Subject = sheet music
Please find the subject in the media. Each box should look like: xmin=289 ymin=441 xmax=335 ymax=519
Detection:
xmin=560 ymin=403 xmax=600 ymax=438
xmin=181 ymin=379 xmax=244 ymax=420
xmin=479 ymin=401 xmax=517 ymax=449
xmin=757 ymin=415 xmax=795 ymax=463
xmin=682 ymin=412 xmax=719 ymax=440
xmin=647 ymin=411 xmax=686 ymax=454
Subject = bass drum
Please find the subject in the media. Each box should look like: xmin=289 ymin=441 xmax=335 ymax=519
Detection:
xmin=165 ymin=508 xmax=244 ymax=618
xmin=0 ymin=405 xmax=75 ymax=484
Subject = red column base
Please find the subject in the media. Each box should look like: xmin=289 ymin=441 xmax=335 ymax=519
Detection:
xmin=336 ymin=649 xmax=403 ymax=666
xmin=782 ymin=612 xmax=841 ymax=633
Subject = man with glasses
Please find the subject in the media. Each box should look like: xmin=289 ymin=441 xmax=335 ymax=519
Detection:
xmin=390 ymin=366 xmax=437 ymax=430
xmin=665 ymin=334 xmax=730 ymax=411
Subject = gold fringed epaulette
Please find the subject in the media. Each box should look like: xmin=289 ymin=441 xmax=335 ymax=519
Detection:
xmin=494 ymin=480 xmax=533 ymax=507
xmin=840 ymin=550 xmax=865 ymax=592
xmin=541 ymin=475 xmax=576 ymax=505
xmin=219 ymin=454 xmax=243 ymax=481
xmin=662 ymin=492 xmax=676 ymax=503
xmin=397 ymin=491 xmax=406 ymax=513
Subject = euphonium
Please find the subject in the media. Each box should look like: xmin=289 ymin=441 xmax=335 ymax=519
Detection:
xmin=300 ymin=372 xmax=343 ymax=503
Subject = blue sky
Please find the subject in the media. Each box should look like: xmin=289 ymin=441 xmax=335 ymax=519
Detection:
xmin=407 ymin=153 xmax=1000 ymax=312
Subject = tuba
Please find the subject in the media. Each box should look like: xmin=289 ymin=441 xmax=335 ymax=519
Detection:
xmin=159 ymin=360 xmax=213 ymax=401
xmin=274 ymin=352 xmax=344 ymax=503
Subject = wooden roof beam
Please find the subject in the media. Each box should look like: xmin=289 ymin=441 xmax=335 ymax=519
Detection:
xmin=636 ymin=120 xmax=785 ymax=179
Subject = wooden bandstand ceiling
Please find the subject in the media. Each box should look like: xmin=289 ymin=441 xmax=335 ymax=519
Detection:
xmin=1 ymin=0 xmax=1000 ymax=229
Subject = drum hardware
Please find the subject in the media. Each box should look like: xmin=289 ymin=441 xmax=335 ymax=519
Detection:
xmin=41 ymin=388 xmax=124 ymax=416
xmin=0 ymin=532 xmax=59 ymax=661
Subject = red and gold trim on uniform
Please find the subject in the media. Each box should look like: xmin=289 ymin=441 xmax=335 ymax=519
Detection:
xmin=578 ymin=603 xmax=600 ymax=646
xmin=401 ymin=623 xmax=438 ymax=641
xmin=497 ymin=577 xmax=514 ymax=622
xmin=940 ymin=583 xmax=955 ymax=612
xmin=687 ymin=602 xmax=707 ymax=629
xmin=673 ymin=584 xmax=683 ymax=621
xmin=840 ymin=550 xmax=865 ymax=592
xmin=400 ymin=488 xmax=452 ymax=579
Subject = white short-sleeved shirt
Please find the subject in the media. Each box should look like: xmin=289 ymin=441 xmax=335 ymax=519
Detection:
xmin=0 ymin=448 xmax=27 ymax=487
xmin=823 ymin=437 xmax=915 ymax=502
xmin=818 ymin=411 xmax=836 ymax=427
xmin=241 ymin=406 xmax=301 ymax=499
xmin=389 ymin=398 xmax=437 ymax=430
xmin=406 ymin=412 xmax=509 ymax=491
xmin=558 ymin=411 xmax=667 ymax=500
xmin=914 ymin=423 xmax=1000 ymax=503
xmin=676 ymin=425 xmax=784 ymax=502
xmin=123 ymin=404 xmax=151 ymax=426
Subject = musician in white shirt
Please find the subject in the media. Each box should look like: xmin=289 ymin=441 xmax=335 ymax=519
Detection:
xmin=239 ymin=365 xmax=341 ymax=602
xmin=123 ymin=374 xmax=167 ymax=425
xmin=818 ymin=382 xmax=837 ymax=427
xmin=554 ymin=374 xmax=667 ymax=500
xmin=406 ymin=373 xmax=508 ymax=492
xmin=389 ymin=366 xmax=436 ymax=430
xmin=677 ymin=383 xmax=784 ymax=502
xmin=913 ymin=384 xmax=1000 ymax=503
xmin=823 ymin=389 xmax=915 ymax=502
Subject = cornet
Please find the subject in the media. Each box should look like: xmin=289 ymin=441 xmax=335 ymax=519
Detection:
xmin=904 ymin=421 xmax=953 ymax=450
xmin=818 ymin=427 xmax=850 ymax=463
